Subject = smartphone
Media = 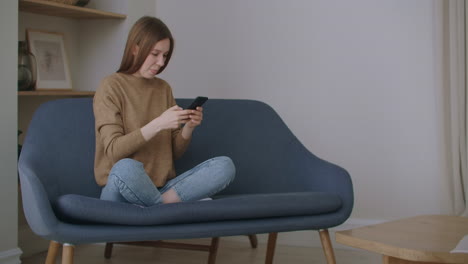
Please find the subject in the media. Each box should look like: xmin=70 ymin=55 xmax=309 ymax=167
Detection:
xmin=186 ymin=96 xmax=208 ymax=110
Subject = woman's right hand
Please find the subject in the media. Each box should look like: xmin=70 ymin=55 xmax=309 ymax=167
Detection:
xmin=141 ymin=105 xmax=190 ymax=141
xmin=157 ymin=105 xmax=191 ymax=130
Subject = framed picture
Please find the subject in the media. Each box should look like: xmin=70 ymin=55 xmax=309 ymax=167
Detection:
xmin=26 ymin=29 xmax=72 ymax=90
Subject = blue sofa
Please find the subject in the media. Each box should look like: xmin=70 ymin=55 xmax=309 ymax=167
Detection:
xmin=18 ymin=98 xmax=353 ymax=264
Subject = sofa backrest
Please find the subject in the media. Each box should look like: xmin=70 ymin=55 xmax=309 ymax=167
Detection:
xmin=20 ymin=98 xmax=317 ymax=202
xmin=176 ymin=99 xmax=315 ymax=195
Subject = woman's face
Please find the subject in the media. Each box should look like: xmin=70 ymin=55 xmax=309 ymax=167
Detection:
xmin=133 ymin=38 xmax=170 ymax=79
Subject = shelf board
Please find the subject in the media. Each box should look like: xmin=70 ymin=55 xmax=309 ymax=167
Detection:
xmin=18 ymin=90 xmax=95 ymax=96
xmin=19 ymin=0 xmax=127 ymax=19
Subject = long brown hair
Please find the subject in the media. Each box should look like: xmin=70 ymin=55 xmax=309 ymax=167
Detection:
xmin=117 ymin=16 xmax=174 ymax=75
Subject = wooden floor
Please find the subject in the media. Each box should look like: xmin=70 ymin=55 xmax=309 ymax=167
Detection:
xmin=21 ymin=238 xmax=381 ymax=264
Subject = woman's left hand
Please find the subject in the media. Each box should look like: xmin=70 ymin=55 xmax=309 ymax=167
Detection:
xmin=185 ymin=107 xmax=203 ymax=129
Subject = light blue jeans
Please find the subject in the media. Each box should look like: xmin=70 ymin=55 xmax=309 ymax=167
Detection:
xmin=100 ymin=156 xmax=235 ymax=207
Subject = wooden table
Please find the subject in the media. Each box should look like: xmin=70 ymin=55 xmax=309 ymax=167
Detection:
xmin=335 ymin=215 xmax=468 ymax=264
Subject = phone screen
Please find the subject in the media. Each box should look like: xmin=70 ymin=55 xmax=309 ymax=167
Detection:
xmin=187 ymin=96 xmax=208 ymax=110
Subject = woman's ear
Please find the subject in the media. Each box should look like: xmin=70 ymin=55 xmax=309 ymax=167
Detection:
xmin=132 ymin=44 xmax=139 ymax=56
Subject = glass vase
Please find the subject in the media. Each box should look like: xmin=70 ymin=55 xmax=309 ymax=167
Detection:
xmin=18 ymin=41 xmax=37 ymax=91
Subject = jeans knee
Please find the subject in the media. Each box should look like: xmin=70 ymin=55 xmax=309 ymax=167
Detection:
xmin=215 ymin=156 xmax=236 ymax=183
xmin=110 ymin=158 xmax=144 ymax=180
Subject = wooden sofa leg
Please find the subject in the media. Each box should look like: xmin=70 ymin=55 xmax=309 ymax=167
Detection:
xmin=45 ymin=241 xmax=61 ymax=264
xmin=265 ymin=232 xmax=278 ymax=264
xmin=248 ymin=235 xmax=258 ymax=248
xmin=62 ymin=243 xmax=75 ymax=264
xmin=318 ymin=229 xmax=336 ymax=264
xmin=207 ymin=237 xmax=220 ymax=264
xmin=104 ymin=242 xmax=113 ymax=259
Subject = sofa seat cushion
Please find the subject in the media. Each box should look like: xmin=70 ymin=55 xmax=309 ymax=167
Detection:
xmin=54 ymin=192 xmax=342 ymax=226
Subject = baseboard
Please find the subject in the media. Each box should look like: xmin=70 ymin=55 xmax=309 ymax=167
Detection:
xmin=333 ymin=217 xmax=385 ymax=231
xmin=222 ymin=218 xmax=385 ymax=250
xmin=0 ymin=248 xmax=22 ymax=264
xmin=18 ymin=224 xmax=49 ymax=258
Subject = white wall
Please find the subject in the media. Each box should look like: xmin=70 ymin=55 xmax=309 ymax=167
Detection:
xmin=0 ymin=0 xmax=21 ymax=262
xmin=156 ymin=0 xmax=452 ymax=220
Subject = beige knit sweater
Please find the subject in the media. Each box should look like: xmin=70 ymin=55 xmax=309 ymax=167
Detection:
xmin=93 ymin=73 xmax=190 ymax=187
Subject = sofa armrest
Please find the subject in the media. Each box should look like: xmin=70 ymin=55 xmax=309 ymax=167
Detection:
xmin=294 ymin=144 xmax=354 ymax=220
xmin=18 ymin=164 xmax=59 ymax=237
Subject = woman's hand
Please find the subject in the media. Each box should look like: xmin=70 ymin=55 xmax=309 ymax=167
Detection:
xmin=185 ymin=107 xmax=203 ymax=129
xmin=141 ymin=105 xmax=190 ymax=141
xmin=181 ymin=107 xmax=203 ymax=139
xmin=157 ymin=105 xmax=192 ymax=130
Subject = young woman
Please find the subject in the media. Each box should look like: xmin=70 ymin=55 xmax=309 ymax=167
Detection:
xmin=93 ymin=16 xmax=235 ymax=206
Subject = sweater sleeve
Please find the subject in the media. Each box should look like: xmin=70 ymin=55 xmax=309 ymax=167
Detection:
xmin=93 ymin=78 xmax=147 ymax=164
xmin=172 ymin=129 xmax=191 ymax=160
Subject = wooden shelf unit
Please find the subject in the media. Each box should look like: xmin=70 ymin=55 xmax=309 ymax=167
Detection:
xmin=18 ymin=90 xmax=95 ymax=96
xmin=18 ymin=0 xmax=125 ymax=96
xmin=19 ymin=0 xmax=126 ymax=19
